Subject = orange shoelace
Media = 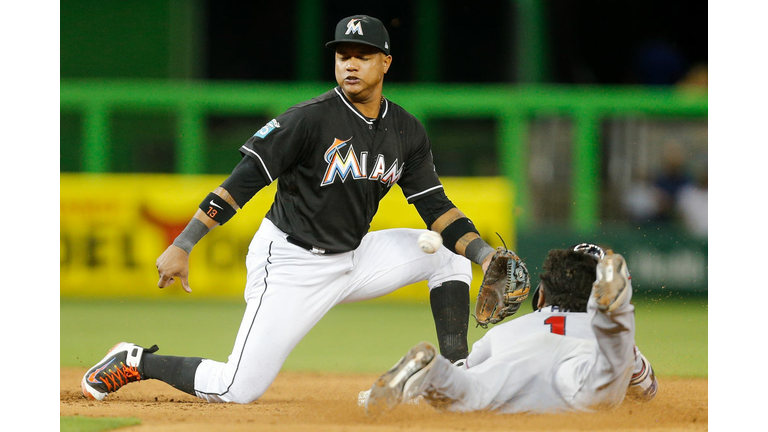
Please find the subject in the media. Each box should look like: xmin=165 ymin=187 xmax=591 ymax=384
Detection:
xmin=102 ymin=362 xmax=141 ymax=391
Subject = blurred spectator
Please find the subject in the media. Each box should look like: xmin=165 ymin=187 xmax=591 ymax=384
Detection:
xmin=622 ymin=141 xmax=696 ymax=226
xmin=677 ymin=63 xmax=708 ymax=89
xmin=630 ymin=38 xmax=687 ymax=85
xmin=652 ymin=141 xmax=693 ymax=222
xmin=676 ymin=163 xmax=708 ymax=238
xmin=623 ymin=173 xmax=666 ymax=224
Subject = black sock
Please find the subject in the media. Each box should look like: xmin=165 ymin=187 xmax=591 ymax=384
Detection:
xmin=430 ymin=281 xmax=469 ymax=362
xmin=141 ymin=352 xmax=204 ymax=396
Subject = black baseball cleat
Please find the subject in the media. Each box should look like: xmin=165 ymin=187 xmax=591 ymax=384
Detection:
xmin=81 ymin=342 xmax=159 ymax=401
xmin=365 ymin=341 xmax=437 ymax=416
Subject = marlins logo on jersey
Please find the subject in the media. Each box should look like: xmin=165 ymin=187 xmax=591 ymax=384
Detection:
xmin=321 ymin=137 xmax=403 ymax=187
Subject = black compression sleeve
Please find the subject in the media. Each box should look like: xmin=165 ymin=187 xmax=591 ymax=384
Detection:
xmin=220 ymin=156 xmax=269 ymax=208
xmin=412 ymin=191 xmax=455 ymax=228
xmin=440 ymin=218 xmax=480 ymax=254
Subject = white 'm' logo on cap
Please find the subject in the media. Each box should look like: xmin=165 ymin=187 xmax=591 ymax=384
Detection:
xmin=345 ymin=18 xmax=364 ymax=35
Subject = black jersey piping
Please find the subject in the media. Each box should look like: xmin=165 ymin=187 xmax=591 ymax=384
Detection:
xmin=333 ymin=87 xmax=389 ymax=124
xmin=240 ymin=146 xmax=274 ymax=183
xmin=195 ymin=241 xmax=274 ymax=399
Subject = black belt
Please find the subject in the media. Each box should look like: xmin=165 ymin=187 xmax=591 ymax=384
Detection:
xmin=286 ymin=235 xmax=343 ymax=255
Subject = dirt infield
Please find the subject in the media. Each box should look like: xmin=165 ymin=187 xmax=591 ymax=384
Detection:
xmin=61 ymin=367 xmax=707 ymax=431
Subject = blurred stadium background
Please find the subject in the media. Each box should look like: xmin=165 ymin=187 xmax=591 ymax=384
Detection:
xmin=60 ymin=0 xmax=708 ymax=384
xmin=60 ymin=0 xmax=707 ymax=375
xmin=54 ymin=0 xmax=712 ymax=428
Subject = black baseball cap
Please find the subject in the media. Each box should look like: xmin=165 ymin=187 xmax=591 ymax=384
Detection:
xmin=326 ymin=15 xmax=391 ymax=55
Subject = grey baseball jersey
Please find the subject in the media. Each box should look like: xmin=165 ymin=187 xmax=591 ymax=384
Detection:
xmin=418 ymin=284 xmax=638 ymax=413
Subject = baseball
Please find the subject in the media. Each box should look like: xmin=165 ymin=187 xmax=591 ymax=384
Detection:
xmin=418 ymin=230 xmax=443 ymax=254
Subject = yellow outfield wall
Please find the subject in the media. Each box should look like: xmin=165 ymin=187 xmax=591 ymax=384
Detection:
xmin=60 ymin=174 xmax=515 ymax=301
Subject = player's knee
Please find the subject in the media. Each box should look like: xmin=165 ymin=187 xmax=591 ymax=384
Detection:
xmin=231 ymin=394 xmax=261 ymax=404
xmin=227 ymin=386 xmax=268 ymax=404
xmin=197 ymin=386 xmax=267 ymax=404
xmin=213 ymin=374 xmax=272 ymax=404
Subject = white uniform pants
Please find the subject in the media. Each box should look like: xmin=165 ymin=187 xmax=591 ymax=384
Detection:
xmin=194 ymin=218 xmax=472 ymax=403
xmin=418 ymin=285 xmax=636 ymax=413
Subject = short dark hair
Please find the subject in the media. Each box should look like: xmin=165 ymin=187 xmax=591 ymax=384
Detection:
xmin=539 ymin=249 xmax=598 ymax=312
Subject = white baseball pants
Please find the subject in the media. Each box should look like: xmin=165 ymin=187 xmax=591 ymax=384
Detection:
xmin=193 ymin=218 xmax=472 ymax=403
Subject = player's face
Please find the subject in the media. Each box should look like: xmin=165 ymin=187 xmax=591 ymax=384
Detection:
xmin=334 ymin=43 xmax=392 ymax=103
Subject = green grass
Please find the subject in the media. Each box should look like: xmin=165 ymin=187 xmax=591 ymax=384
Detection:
xmin=632 ymin=295 xmax=708 ymax=377
xmin=61 ymin=296 xmax=707 ymax=377
xmin=60 ymin=416 xmax=140 ymax=432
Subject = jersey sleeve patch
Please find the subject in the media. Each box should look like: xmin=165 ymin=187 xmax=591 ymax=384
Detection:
xmin=254 ymin=119 xmax=281 ymax=139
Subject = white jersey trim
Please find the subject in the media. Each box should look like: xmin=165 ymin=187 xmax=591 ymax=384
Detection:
xmin=240 ymin=146 xmax=274 ymax=183
xmin=406 ymin=185 xmax=444 ymax=201
xmin=335 ymin=87 xmax=388 ymax=124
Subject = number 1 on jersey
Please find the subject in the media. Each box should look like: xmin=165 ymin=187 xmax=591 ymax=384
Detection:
xmin=545 ymin=316 xmax=565 ymax=335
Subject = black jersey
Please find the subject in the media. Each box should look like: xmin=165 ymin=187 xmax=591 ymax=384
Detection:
xmin=239 ymin=87 xmax=443 ymax=252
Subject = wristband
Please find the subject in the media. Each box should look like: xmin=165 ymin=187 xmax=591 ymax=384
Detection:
xmin=440 ymin=217 xmax=480 ymax=254
xmin=465 ymin=237 xmax=496 ymax=266
xmin=199 ymin=192 xmax=237 ymax=225
xmin=172 ymin=218 xmax=210 ymax=254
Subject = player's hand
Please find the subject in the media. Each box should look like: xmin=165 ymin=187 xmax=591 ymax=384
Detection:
xmin=156 ymin=245 xmax=192 ymax=293
xmin=474 ymin=248 xmax=531 ymax=327
xmin=480 ymin=250 xmax=495 ymax=273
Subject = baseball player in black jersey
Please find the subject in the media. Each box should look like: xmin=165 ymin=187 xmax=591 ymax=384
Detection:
xmin=82 ymin=15 xmax=507 ymax=404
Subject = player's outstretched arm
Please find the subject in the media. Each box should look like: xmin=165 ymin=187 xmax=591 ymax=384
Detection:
xmin=157 ymin=156 xmax=267 ymax=293
xmin=428 ymin=206 xmax=530 ymax=327
xmin=410 ymin=192 xmax=497 ymax=268
xmin=431 ymin=208 xmax=495 ymax=269
xmin=155 ymin=187 xmax=240 ymax=293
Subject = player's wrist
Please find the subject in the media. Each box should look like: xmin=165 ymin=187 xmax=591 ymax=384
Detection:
xmin=172 ymin=218 xmax=210 ymax=254
xmin=465 ymin=237 xmax=495 ymax=266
